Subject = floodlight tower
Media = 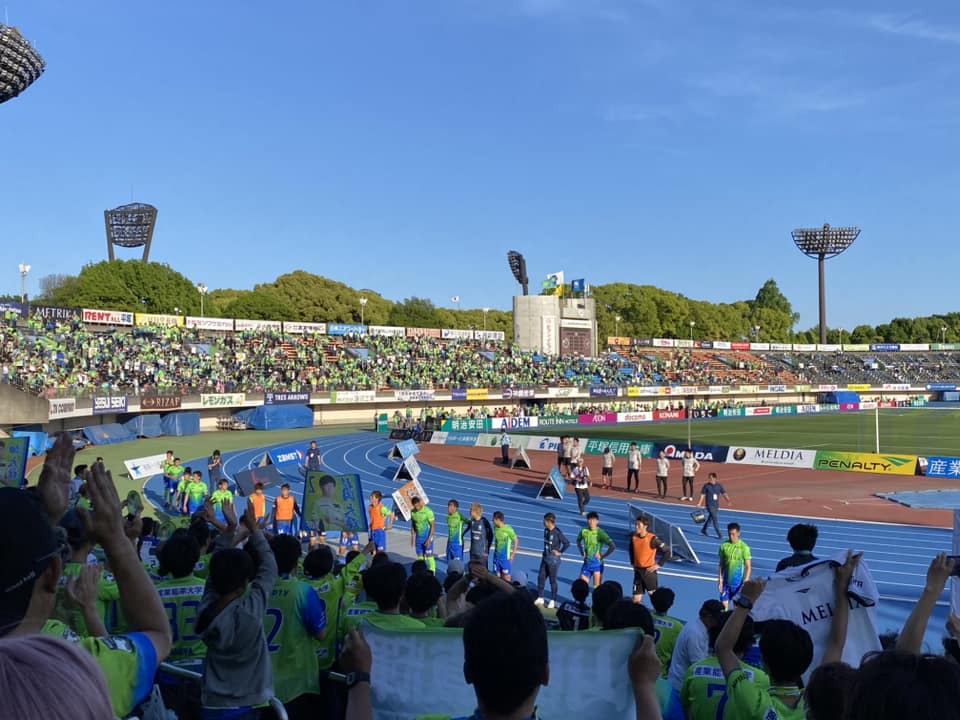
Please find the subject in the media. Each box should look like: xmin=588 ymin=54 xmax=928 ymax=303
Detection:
xmin=105 ymin=203 xmax=158 ymax=262
xmin=507 ymin=250 xmax=529 ymax=295
xmin=0 ymin=24 xmax=45 ymax=104
xmin=791 ymin=223 xmax=860 ymax=344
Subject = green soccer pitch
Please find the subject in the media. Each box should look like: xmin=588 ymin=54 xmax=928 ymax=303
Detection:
xmin=517 ymin=408 xmax=960 ymax=456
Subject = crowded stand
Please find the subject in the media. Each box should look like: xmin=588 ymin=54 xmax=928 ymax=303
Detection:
xmin=3 ymin=315 xmax=956 ymax=399
xmin=2 ymin=435 xmax=960 ymax=720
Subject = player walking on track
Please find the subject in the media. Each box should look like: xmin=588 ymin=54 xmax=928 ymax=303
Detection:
xmin=681 ymin=450 xmax=700 ymax=501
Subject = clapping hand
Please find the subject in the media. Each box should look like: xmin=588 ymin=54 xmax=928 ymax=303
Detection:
xmin=38 ymin=434 xmax=76 ymax=523
xmin=76 ymin=461 xmax=125 ymax=549
xmin=66 ymin=564 xmax=102 ymax=610
xmin=924 ymin=553 xmax=956 ymax=594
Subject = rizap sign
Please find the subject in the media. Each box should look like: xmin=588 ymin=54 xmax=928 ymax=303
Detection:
xmin=727 ymin=446 xmax=815 ymax=469
xmin=491 ymin=416 xmax=538 ymax=430
xmin=814 ymin=451 xmax=918 ymax=476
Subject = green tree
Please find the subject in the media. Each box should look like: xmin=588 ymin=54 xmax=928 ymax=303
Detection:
xmin=388 ymin=297 xmax=441 ymax=328
xmin=223 ymin=290 xmax=296 ymax=320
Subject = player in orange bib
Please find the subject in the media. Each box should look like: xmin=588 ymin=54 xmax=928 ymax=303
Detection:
xmin=270 ymin=483 xmax=301 ymax=535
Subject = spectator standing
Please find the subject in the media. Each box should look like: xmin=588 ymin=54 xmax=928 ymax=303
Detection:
xmin=627 ymin=442 xmax=642 ymax=494
xmin=696 ymin=472 xmax=730 ymax=539
xmin=534 ymin=512 xmax=570 ymax=608
xmin=775 ymin=523 xmax=818 ymax=572
xmin=207 ymin=450 xmax=224 ymax=486
xmin=577 ymin=511 xmax=616 ymax=588
xmin=556 ymin=578 xmax=592 ymax=631
xmin=629 ymin=515 xmax=671 ymax=604
xmin=499 ymin=429 xmax=511 ymax=465
xmin=681 ymin=450 xmax=700 ymax=501
xmin=656 ymin=450 xmax=670 ymax=499
xmin=718 ymin=523 xmax=751 ymax=610
xmin=304 ymin=440 xmax=322 ymax=473
xmin=667 ymin=599 xmax=725 ymax=697
xmin=556 ymin=435 xmax=567 ymax=474
xmin=570 ymin=437 xmax=583 ymax=468
xmin=601 ymin=446 xmax=615 ymax=490
xmin=572 ymin=457 xmax=591 ymax=515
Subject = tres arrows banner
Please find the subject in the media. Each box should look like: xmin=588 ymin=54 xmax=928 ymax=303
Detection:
xmin=814 ymin=450 xmax=918 ymax=476
xmin=727 ymin=446 xmax=815 ymax=469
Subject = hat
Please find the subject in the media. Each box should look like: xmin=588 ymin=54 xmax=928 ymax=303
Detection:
xmin=0 ymin=488 xmax=63 ymax=626
xmin=512 ymin=570 xmax=529 ymax=588
xmin=447 ymin=559 xmax=465 ymax=576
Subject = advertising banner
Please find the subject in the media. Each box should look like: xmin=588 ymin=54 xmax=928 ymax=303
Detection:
xmin=526 ymin=436 xmax=561 ymax=453
xmin=330 ymin=390 xmax=376 ymax=404
xmin=82 ymin=308 xmax=134 ymax=325
xmin=264 ymin=391 xmax=312 ymax=405
xmin=583 ymin=439 xmax=654 ymax=458
xmin=139 ymin=395 xmax=182 ymax=412
xmin=546 ymin=386 xmax=578 ymax=398
xmin=843 ymin=344 xmax=870 ymax=352
xmin=368 ymin=325 xmax=406 ymax=337
xmin=185 ymin=316 xmax=234 ymax=331
xmin=490 ymin=416 xmax=538 ymax=430
xmin=860 ymin=401 xmax=878 ymax=411
xmin=395 ymin=389 xmax=436 ymax=402
xmin=536 ymin=468 xmax=567 ymax=500
xmin=234 ymin=319 xmax=282 ymax=331
xmin=796 ymin=404 xmax=820 ymax=414
xmin=405 ymin=327 xmax=441 ymax=338
xmin=772 ymin=405 xmax=796 ymax=415
xmin=817 ymin=344 xmax=841 ymax=352
xmin=626 ymin=386 xmax=659 ymax=397
xmin=303 ymin=472 xmax=367 ymax=533
xmin=92 ymin=395 xmax=128 ymax=415
xmin=444 ymin=432 xmax=482 ymax=446
xmin=652 ymin=338 xmax=674 ymax=347
xmin=617 ymin=411 xmax=653 ymax=423
xmin=814 ymin=451 xmax=918 ymax=475
xmin=282 ymin=321 xmax=327 ymax=334
xmin=429 ymin=431 xmax=448 ymax=444
xmin=721 ymin=408 xmax=744 ymax=417
xmin=0 ymin=436 xmax=29 ymax=488
xmin=674 ymin=339 xmax=693 ymax=349
xmin=769 ymin=343 xmax=791 ymax=351
xmin=654 ymin=442 xmax=730 ymax=463
xmin=474 ymin=330 xmax=506 ymax=341
xmin=560 ymin=318 xmax=592 ymax=329
xmin=870 ymin=344 xmax=900 ymax=352
xmin=927 ymin=383 xmax=958 ymax=392
xmin=451 ymin=389 xmax=467 ymax=401
xmin=699 ymin=341 xmax=714 ymax=349
xmin=267 ymin=445 xmax=305 ymax=467
xmin=443 ymin=418 xmax=488 ymax=432
xmin=817 ymin=384 xmax=838 ymax=392
xmin=727 ymin=446 xmax=816 ymax=469
xmin=48 ymin=397 xmax=76 ymax=419
xmin=653 ymin=409 xmax=685 ymax=421
xmin=134 ymin=313 xmax=183 ymax=327
xmin=123 ymin=453 xmax=171 ymax=481
xmin=731 ymin=342 xmax=750 ymax=351
xmin=925 ymin=457 xmax=960 ymax=479
xmin=750 ymin=342 xmax=770 ymax=351
xmin=713 ymin=341 xmax=731 ymax=349
xmin=537 ymin=414 xmax=581 ymax=428
xmin=589 ymin=386 xmax=619 ymax=398
xmin=541 ymin=316 xmax=558 ymax=355
xmin=744 ymin=407 xmax=773 ymax=417
xmin=501 ymin=387 xmax=536 ymax=399
xmin=200 ymin=393 xmax=245 ymax=408
xmin=840 ymin=403 xmax=861 ymax=412
xmin=441 ymin=328 xmax=474 ymax=340
xmin=846 ymin=384 xmax=871 ymax=392
xmin=32 ymin=305 xmax=80 ymax=322
xmin=882 ymin=384 xmax=911 ymax=391
xmin=465 ymin=388 xmax=488 ymax=401
xmin=578 ymin=412 xmax=618 ymax=425
xmin=767 ymin=385 xmax=788 ymax=393
xmin=738 ymin=385 xmax=758 ymax=394
xmin=328 ymin=323 xmax=367 ymax=336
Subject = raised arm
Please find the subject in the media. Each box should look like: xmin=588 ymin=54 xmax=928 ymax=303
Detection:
xmin=823 ymin=550 xmax=862 ymax=664
xmin=717 ymin=579 xmax=766 ymax=677
xmin=897 ymin=553 xmax=955 ymax=654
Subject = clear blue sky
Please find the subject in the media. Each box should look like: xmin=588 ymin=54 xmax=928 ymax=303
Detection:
xmin=3 ymin=0 xmax=959 ymax=330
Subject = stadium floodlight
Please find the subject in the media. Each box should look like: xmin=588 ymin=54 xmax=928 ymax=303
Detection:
xmin=18 ymin=262 xmax=30 ymax=303
xmin=791 ymin=223 xmax=860 ymax=344
xmin=105 ymin=203 xmax=158 ymax=262
xmin=0 ymin=24 xmax=45 ymax=104
xmin=507 ymin=250 xmax=529 ymax=296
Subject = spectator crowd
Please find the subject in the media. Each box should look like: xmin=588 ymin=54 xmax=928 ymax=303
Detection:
xmin=2 ymin=434 xmax=960 ymax=720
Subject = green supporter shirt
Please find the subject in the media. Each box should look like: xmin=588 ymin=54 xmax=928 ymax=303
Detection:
xmin=682 ymin=657 xmax=770 ymax=720
xmin=355 ymin=611 xmax=426 ymax=632
xmin=411 ymin=506 xmax=436 ymax=539
xmin=265 ymin=576 xmax=328 ymax=703
xmin=718 ymin=540 xmax=752 ymax=581
xmin=42 ymin=619 xmax=159 ymax=718
xmin=305 ymin=550 xmax=368 ymax=669
xmin=155 ymin=575 xmax=206 ymax=662
xmin=52 ymin=561 xmax=91 ymax=636
xmin=577 ymin=527 xmax=613 ymax=559
xmin=447 ymin=512 xmax=468 ymax=542
xmin=210 ymin=488 xmax=233 ymax=509
xmin=726 ymin=668 xmax=804 ymax=719
xmin=652 ymin=613 xmax=685 ymax=678
xmin=494 ymin=524 xmax=518 ymax=557
xmin=194 ymin=552 xmax=212 ymax=579
xmin=98 ymin=571 xmax=126 ymax=634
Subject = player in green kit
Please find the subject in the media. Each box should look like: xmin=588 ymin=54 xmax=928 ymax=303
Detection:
xmin=183 ymin=471 xmax=208 ymax=517
xmin=209 ymin=478 xmax=233 ymax=525
xmin=718 ymin=523 xmax=751 ymax=610
xmin=492 ymin=511 xmax=519 ymax=582
xmin=577 ymin=511 xmax=616 ymax=588
xmin=410 ymin=497 xmax=436 ymax=574
xmin=265 ymin=534 xmax=328 ymax=715
xmin=166 ymin=458 xmax=185 ymax=513
xmin=446 ymin=499 xmax=468 ymax=562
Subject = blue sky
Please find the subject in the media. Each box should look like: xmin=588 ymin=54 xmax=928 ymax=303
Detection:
xmin=2 ymin=0 xmax=959 ymax=330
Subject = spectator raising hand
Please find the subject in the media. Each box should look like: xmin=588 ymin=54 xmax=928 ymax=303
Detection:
xmin=897 ymin=553 xmax=956 ymax=654
xmin=36 ymin=434 xmax=76 ymax=524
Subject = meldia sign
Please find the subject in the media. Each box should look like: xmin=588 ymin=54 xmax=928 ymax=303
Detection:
xmin=727 ymin=446 xmax=815 ymax=469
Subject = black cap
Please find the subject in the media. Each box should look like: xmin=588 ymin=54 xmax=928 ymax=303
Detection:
xmin=0 ymin=488 xmax=61 ymax=631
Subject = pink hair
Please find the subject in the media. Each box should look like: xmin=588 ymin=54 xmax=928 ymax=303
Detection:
xmin=0 ymin=634 xmax=114 ymax=719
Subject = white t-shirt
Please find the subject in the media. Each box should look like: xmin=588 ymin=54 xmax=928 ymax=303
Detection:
xmin=751 ymin=551 xmax=881 ymax=680
xmin=571 ymin=444 xmax=583 ymax=462
xmin=682 ymin=457 xmax=699 ymax=477
xmin=628 ymin=449 xmax=641 ymax=470
xmin=602 ymin=452 xmax=614 ymax=468
xmin=656 ymin=457 xmax=670 ymax=476
xmin=668 ymin=618 xmax=710 ymax=690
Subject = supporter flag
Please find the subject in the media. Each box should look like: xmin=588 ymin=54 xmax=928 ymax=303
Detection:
xmin=451 ymin=295 xmax=460 ymax=304
xmin=571 ymin=278 xmax=585 ymax=294
xmin=543 ymin=271 xmax=565 ymax=296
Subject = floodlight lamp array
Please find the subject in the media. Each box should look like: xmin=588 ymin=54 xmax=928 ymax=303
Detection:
xmin=105 ymin=203 xmax=158 ymax=248
xmin=0 ymin=24 xmax=45 ymax=104
xmin=791 ymin=224 xmax=860 ymax=259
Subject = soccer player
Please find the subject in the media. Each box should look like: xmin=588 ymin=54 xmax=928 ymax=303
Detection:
xmin=368 ymin=491 xmax=392 ymax=552
xmin=650 ymin=588 xmax=685 ymax=679
xmin=409 ymin=497 xmax=436 ymax=574
xmin=161 ymin=450 xmax=177 ymax=509
xmin=265 ymin=534 xmax=327 ymax=715
xmin=535 ymin=512 xmax=569 ymax=609
xmin=183 ymin=471 xmax=208 ymax=517
xmin=577 ymin=511 xmax=616 ymax=588
xmin=556 ymin=578 xmax=592 ymax=631
xmin=697 ymin=472 xmax=731 ymax=539
xmin=492 ymin=511 xmax=519 ymax=582
xmin=271 ymin=483 xmax=301 ymax=536
xmin=465 ymin=503 xmax=493 ymax=566
xmin=446 ymin=499 xmax=469 ymax=562
xmin=154 ymin=533 xmax=206 ymax=665
xmin=718 ymin=523 xmax=751 ymax=610
xmin=210 ymin=478 xmax=233 ymax=525
xmin=629 ymin=514 xmax=671 ymax=604
xmin=304 ymin=440 xmax=322 ymax=473
xmin=174 ymin=466 xmax=192 ymax=517
xmin=249 ymin=482 xmax=268 ymax=527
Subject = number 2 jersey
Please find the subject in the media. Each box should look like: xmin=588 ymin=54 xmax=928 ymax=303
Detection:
xmin=265 ymin=575 xmax=328 ymax=703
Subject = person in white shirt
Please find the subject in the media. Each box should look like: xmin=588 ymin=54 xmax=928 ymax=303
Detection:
xmin=571 ymin=458 xmax=591 ymax=515
xmin=655 ymin=451 xmax=670 ymax=499
xmin=681 ymin=450 xmax=700 ymax=501
xmin=570 ymin=438 xmax=583 ymax=468
xmin=500 ymin=429 xmax=511 ymax=466
xmin=668 ymin=599 xmax=724 ymax=694
xmin=600 ymin=447 xmax=615 ymax=490
xmin=626 ymin=443 xmax=642 ymax=494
